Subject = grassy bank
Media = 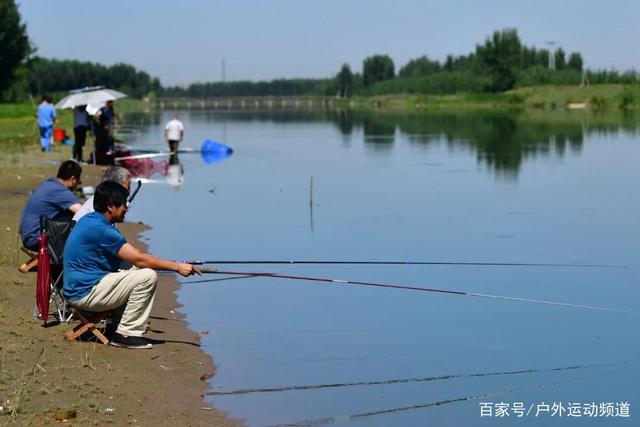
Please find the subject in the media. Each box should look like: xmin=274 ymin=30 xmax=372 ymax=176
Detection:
xmin=0 ymin=98 xmax=151 ymax=150
xmin=339 ymin=84 xmax=640 ymax=112
xmin=0 ymin=104 xmax=73 ymax=150
xmin=2 ymin=85 xmax=638 ymax=130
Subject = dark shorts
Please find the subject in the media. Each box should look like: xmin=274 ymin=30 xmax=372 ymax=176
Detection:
xmin=168 ymin=140 xmax=180 ymax=152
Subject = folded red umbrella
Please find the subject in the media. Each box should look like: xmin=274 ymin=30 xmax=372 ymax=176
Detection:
xmin=36 ymin=231 xmax=51 ymax=323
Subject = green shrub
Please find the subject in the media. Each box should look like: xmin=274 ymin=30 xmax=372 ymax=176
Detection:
xmin=617 ymin=87 xmax=638 ymax=109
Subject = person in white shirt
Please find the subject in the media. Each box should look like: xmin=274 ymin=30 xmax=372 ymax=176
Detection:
xmin=164 ymin=115 xmax=184 ymax=153
xmin=73 ymin=166 xmax=131 ymax=222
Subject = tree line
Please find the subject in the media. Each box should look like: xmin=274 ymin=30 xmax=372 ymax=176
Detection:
xmin=336 ymin=29 xmax=637 ymax=97
xmin=1 ymin=0 xmax=637 ymax=102
xmin=6 ymin=57 xmax=163 ymax=100
xmin=156 ymin=28 xmax=640 ymax=98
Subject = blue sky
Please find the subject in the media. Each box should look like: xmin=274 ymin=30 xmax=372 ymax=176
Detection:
xmin=18 ymin=0 xmax=639 ymax=86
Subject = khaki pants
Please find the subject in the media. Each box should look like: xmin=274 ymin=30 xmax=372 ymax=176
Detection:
xmin=73 ymin=267 xmax=158 ymax=337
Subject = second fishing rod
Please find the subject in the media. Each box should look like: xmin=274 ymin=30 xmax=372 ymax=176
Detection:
xmin=178 ymin=259 xmax=626 ymax=269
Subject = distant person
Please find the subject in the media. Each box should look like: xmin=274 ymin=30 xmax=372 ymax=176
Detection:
xmin=36 ymin=96 xmax=57 ymax=152
xmin=92 ymin=112 xmax=111 ymax=153
xmin=73 ymin=166 xmax=130 ymax=222
xmin=164 ymin=114 xmax=184 ymax=153
xmin=93 ymin=102 xmax=115 ymax=164
xmin=99 ymin=100 xmax=116 ymax=127
xmin=73 ymin=105 xmax=91 ymax=162
xmin=63 ymin=181 xmax=202 ymax=349
xmin=19 ymin=160 xmax=83 ymax=250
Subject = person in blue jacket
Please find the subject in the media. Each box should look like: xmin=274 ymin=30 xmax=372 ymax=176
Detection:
xmin=19 ymin=160 xmax=83 ymax=250
xmin=36 ymin=96 xmax=57 ymax=152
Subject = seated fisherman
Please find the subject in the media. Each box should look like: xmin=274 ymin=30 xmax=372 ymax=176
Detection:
xmin=63 ymin=181 xmax=201 ymax=349
xmin=73 ymin=166 xmax=130 ymax=222
xmin=19 ymin=160 xmax=83 ymax=251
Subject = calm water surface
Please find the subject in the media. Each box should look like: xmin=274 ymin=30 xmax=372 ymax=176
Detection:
xmin=122 ymin=110 xmax=639 ymax=426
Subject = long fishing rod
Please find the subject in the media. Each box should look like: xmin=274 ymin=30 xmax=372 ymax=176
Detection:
xmin=196 ymin=269 xmax=637 ymax=314
xmin=184 ymin=259 xmax=626 ymax=269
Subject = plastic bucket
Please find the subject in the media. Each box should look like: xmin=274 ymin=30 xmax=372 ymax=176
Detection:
xmin=53 ymin=128 xmax=66 ymax=142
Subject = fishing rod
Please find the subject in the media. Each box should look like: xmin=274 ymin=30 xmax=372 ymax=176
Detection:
xmin=127 ymin=179 xmax=142 ymax=204
xmin=115 ymin=150 xmax=196 ymax=161
xmin=116 ymin=140 xmax=234 ymax=162
xmin=182 ymin=259 xmax=626 ymax=269
xmin=195 ymin=268 xmax=637 ymax=314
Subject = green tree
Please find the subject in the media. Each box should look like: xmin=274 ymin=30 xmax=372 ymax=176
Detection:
xmin=363 ymin=55 xmax=395 ymax=87
xmin=337 ymin=63 xmax=353 ymax=97
xmin=475 ymin=28 xmax=523 ymax=92
xmin=0 ymin=0 xmax=31 ymax=98
xmin=554 ymin=48 xmax=566 ymax=70
xmin=522 ymin=46 xmax=534 ymax=68
xmin=535 ymin=49 xmax=550 ymax=68
xmin=567 ymin=52 xmax=583 ymax=72
xmin=444 ymin=55 xmax=454 ymax=71
xmin=399 ymin=56 xmax=441 ymax=77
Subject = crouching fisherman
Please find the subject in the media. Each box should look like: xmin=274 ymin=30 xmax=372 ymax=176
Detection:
xmin=63 ymin=181 xmax=201 ymax=349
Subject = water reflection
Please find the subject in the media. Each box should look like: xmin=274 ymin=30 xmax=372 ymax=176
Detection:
xmin=123 ymin=108 xmax=639 ymax=427
xmin=343 ymin=111 xmax=639 ymax=177
xmin=176 ymin=109 xmax=639 ymax=178
xmin=167 ymin=153 xmax=184 ymax=190
xmin=116 ymin=141 xmax=233 ymax=189
xmin=362 ymin=116 xmax=395 ymax=151
xmin=119 ymin=155 xmax=169 ymax=180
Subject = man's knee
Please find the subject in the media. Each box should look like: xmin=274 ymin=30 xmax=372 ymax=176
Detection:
xmin=139 ymin=268 xmax=158 ymax=286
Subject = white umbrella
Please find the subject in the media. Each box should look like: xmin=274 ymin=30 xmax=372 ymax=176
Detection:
xmin=85 ymin=103 xmax=103 ymax=116
xmin=55 ymin=87 xmax=127 ymax=109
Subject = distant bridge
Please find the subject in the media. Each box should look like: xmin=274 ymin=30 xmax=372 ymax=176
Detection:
xmin=155 ymin=96 xmax=347 ymax=111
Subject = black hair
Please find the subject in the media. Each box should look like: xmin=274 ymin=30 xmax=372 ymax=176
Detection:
xmin=56 ymin=160 xmax=82 ymax=180
xmin=93 ymin=181 xmax=130 ymax=213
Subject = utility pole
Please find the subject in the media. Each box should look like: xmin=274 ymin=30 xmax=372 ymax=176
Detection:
xmin=580 ymin=70 xmax=590 ymax=87
xmin=222 ymin=58 xmax=226 ymax=82
xmin=545 ymin=41 xmax=559 ymax=70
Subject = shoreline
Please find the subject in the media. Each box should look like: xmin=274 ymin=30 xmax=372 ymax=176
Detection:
xmin=0 ymin=143 xmax=240 ymax=425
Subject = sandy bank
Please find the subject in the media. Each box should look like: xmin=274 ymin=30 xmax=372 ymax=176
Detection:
xmin=0 ymin=144 xmax=240 ymax=426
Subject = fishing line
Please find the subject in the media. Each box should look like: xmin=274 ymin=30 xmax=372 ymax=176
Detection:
xmin=182 ymin=275 xmax=256 ymax=284
xmin=193 ymin=269 xmax=637 ymax=314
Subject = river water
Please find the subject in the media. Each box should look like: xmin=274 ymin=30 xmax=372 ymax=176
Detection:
xmin=122 ymin=109 xmax=639 ymax=426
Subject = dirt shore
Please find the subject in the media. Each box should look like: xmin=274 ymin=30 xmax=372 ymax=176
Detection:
xmin=0 ymin=144 xmax=240 ymax=426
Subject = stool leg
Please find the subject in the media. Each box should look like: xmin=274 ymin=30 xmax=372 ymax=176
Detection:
xmin=19 ymin=258 xmax=38 ymax=273
xmin=65 ymin=310 xmax=110 ymax=345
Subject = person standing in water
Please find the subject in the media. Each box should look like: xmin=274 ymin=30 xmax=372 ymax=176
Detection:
xmin=164 ymin=114 xmax=184 ymax=153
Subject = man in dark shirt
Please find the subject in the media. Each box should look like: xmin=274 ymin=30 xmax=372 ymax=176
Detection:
xmin=63 ymin=181 xmax=201 ymax=349
xmin=19 ymin=160 xmax=83 ymax=250
xmin=99 ymin=100 xmax=115 ymax=126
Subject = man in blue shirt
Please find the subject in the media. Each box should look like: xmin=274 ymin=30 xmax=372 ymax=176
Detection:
xmin=63 ymin=181 xmax=202 ymax=349
xmin=36 ymin=96 xmax=57 ymax=152
xmin=99 ymin=100 xmax=115 ymax=126
xmin=19 ymin=160 xmax=83 ymax=250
